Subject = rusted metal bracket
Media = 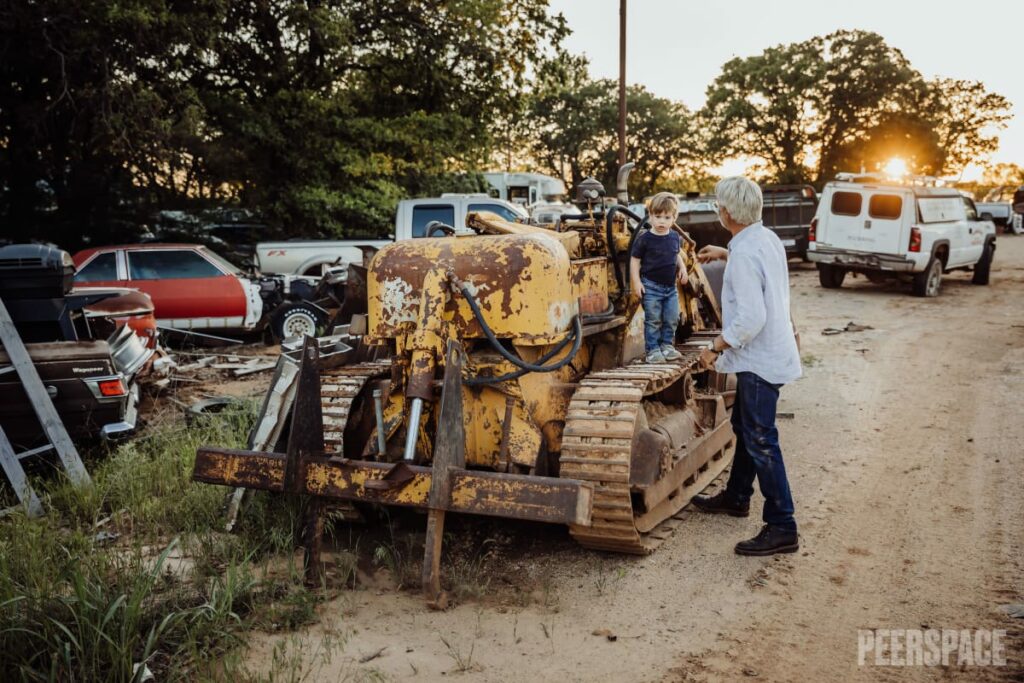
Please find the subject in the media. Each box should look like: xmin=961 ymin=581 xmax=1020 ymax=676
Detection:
xmin=363 ymin=461 xmax=415 ymax=491
xmin=285 ymin=336 xmax=329 ymax=587
xmin=421 ymin=339 xmax=466 ymax=606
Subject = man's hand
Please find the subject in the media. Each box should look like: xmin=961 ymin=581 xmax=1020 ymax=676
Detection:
xmin=697 ymin=245 xmax=728 ymax=263
xmin=677 ymin=268 xmax=688 ymax=286
xmin=698 ymin=347 xmax=718 ymax=370
xmin=633 ymin=280 xmax=645 ymax=297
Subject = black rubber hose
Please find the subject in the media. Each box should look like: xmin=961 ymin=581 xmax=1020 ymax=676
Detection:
xmin=604 ymin=205 xmax=645 ymax=294
xmin=582 ymin=301 xmax=616 ymax=323
xmin=556 ymin=213 xmax=589 ymax=232
xmin=458 ymin=282 xmax=583 ymax=374
xmin=426 ymin=221 xmax=457 ymax=237
xmin=467 ymin=301 xmax=618 ymax=385
xmin=464 ymin=329 xmax=577 ymax=385
xmin=624 ymin=220 xmax=650 ymax=297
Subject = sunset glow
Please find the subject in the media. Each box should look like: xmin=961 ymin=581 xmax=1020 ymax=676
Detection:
xmin=883 ymin=157 xmax=908 ymax=178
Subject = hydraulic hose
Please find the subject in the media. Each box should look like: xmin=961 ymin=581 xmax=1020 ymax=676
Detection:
xmin=624 ymin=219 xmax=651 ymax=297
xmin=604 ymin=205 xmax=645 ymax=294
xmin=464 ymin=327 xmax=578 ymax=386
xmin=455 ymin=280 xmax=583 ymax=384
xmin=556 ymin=213 xmax=589 ymax=233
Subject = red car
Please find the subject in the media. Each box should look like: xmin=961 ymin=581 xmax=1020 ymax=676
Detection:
xmin=72 ymin=244 xmax=263 ymax=333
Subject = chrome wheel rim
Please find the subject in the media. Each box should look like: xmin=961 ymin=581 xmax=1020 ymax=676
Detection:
xmin=284 ymin=313 xmax=317 ymax=338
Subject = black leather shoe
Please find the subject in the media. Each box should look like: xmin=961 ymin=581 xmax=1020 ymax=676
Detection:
xmin=734 ymin=524 xmax=799 ymax=556
xmin=692 ymin=490 xmax=750 ymax=517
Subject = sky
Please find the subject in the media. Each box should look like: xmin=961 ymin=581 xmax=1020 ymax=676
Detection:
xmin=547 ymin=0 xmax=1022 ymax=180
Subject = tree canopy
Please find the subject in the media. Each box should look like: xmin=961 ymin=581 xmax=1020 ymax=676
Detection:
xmin=702 ymin=30 xmax=1011 ymax=185
xmin=0 ymin=0 xmax=567 ymax=247
xmin=1 ymin=11 xmax=1014 ymax=248
xmin=522 ymin=53 xmax=705 ymax=201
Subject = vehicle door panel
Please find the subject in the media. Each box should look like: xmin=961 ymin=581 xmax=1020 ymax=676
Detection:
xmin=863 ymin=192 xmax=906 ymax=254
xmin=960 ymin=198 xmax=986 ymax=265
xmin=126 ymin=249 xmax=246 ymax=326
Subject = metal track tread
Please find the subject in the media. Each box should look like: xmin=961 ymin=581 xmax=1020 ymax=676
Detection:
xmin=319 ymin=359 xmax=391 ymax=455
xmin=560 ymin=350 xmax=730 ymax=554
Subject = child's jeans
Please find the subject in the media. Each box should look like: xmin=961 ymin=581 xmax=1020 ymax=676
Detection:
xmin=641 ymin=277 xmax=679 ymax=353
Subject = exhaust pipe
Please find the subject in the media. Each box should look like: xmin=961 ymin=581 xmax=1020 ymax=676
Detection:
xmin=616 ymin=162 xmax=635 ymax=204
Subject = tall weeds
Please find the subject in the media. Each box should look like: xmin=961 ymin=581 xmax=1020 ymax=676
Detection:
xmin=0 ymin=401 xmax=310 ymax=681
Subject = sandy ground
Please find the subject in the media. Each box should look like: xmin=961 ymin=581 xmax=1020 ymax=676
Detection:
xmin=240 ymin=236 xmax=1024 ymax=682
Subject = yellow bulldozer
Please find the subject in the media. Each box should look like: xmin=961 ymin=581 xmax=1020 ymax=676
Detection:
xmin=194 ymin=167 xmax=736 ymax=602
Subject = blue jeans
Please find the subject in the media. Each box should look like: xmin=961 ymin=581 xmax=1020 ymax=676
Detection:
xmin=641 ymin=278 xmax=679 ymax=353
xmin=724 ymin=372 xmax=797 ymax=531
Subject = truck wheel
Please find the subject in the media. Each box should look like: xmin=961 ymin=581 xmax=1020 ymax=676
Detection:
xmin=818 ymin=264 xmax=846 ymax=289
xmin=271 ymin=302 xmax=325 ymax=340
xmin=912 ymin=257 xmax=942 ymax=297
xmin=971 ymin=241 xmax=994 ymax=285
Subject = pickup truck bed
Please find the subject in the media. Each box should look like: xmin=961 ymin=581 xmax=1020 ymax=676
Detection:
xmin=257 ymin=240 xmax=390 ymax=276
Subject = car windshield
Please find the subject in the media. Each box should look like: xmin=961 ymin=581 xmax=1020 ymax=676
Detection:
xmin=201 ymin=248 xmax=242 ymax=275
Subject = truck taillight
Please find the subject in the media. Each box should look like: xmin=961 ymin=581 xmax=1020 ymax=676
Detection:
xmin=98 ymin=379 xmax=127 ymax=397
xmin=808 ymin=217 xmax=817 ymax=242
xmin=909 ymin=227 xmax=922 ymax=252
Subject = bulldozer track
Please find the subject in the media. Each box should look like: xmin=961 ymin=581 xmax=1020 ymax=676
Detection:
xmin=560 ymin=351 xmax=733 ymax=554
xmin=320 ymin=359 xmax=392 ymax=455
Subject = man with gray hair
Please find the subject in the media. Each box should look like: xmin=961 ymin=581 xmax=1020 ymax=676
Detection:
xmin=692 ymin=176 xmax=802 ymax=556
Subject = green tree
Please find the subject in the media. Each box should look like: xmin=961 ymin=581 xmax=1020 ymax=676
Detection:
xmin=701 ymin=30 xmax=1011 ymax=186
xmin=527 ymin=58 xmax=702 ymax=200
xmin=812 ymin=30 xmax=928 ymax=181
xmin=924 ymin=78 xmax=1012 ymax=178
xmin=829 ymin=112 xmax=944 ymax=176
xmin=702 ymin=38 xmax=823 ymax=184
xmin=0 ymin=1 xmax=569 ymax=245
xmin=0 ymin=1 xmax=226 ymax=246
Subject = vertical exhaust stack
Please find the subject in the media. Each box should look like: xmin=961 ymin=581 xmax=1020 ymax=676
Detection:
xmin=617 ymin=162 xmax=635 ymax=204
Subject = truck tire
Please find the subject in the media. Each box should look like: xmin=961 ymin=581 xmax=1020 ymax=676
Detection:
xmin=818 ymin=264 xmax=846 ymax=289
xmin=971 ymin=240 xmax=994 ymax=285
xmin=271 ymin=302 xmax=325 ymax=341
xmin=1011 ymin=214 xmax=1024 ymax=235
xmin=912 ymin=257 xmax=942 ymax=297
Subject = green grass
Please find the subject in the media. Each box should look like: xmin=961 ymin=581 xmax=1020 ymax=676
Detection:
xmin=0 ymin=402 xmax=335 ymax=682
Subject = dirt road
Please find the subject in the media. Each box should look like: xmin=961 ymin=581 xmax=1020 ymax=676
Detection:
xmin=246 ymin=236 xmax=1024 ymax=682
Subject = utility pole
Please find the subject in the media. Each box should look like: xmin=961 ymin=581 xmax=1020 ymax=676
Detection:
xmin=618 ymin=0 xmax=627 ymax=168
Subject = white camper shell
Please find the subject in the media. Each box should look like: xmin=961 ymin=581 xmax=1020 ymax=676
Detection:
xmin=807 ymin=179 xmax=996 ymax=297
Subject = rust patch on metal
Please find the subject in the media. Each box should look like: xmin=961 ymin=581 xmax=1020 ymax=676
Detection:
xmin=79 ymin=288 xmax=155 ymax=316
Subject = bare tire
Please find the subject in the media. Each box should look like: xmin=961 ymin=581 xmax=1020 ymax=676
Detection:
xmin=972 ymin=240 xmax=994 ymax=285
xmin=818 ymin=264 xmax=846 ymax=289
xmin=271 ymin=302 xmax=325 ymax=340
xmin=912 ymin=257 xmax=942 ymax=297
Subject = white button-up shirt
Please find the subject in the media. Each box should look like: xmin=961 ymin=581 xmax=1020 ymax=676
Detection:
xmin=714 ymin=222 xmax=802 ymax=385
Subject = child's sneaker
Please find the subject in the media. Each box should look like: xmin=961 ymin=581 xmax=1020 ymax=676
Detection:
xmin=661 ymin=345 xmax=682 ymax=361
xmin=644 ymin=349 xmax=667 ymax=364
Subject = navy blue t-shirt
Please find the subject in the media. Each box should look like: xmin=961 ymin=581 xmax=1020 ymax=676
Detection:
xmin=631 ymin=229 xmax=681 ymax=286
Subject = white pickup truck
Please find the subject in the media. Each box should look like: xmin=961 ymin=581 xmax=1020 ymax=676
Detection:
xmin=807 ymin=179 xmax=996 ymax=297
xmin=976 ymin=185 xmax=1023 ymax=234
xmin=256 ymin=195 xmax=528 ymax=276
